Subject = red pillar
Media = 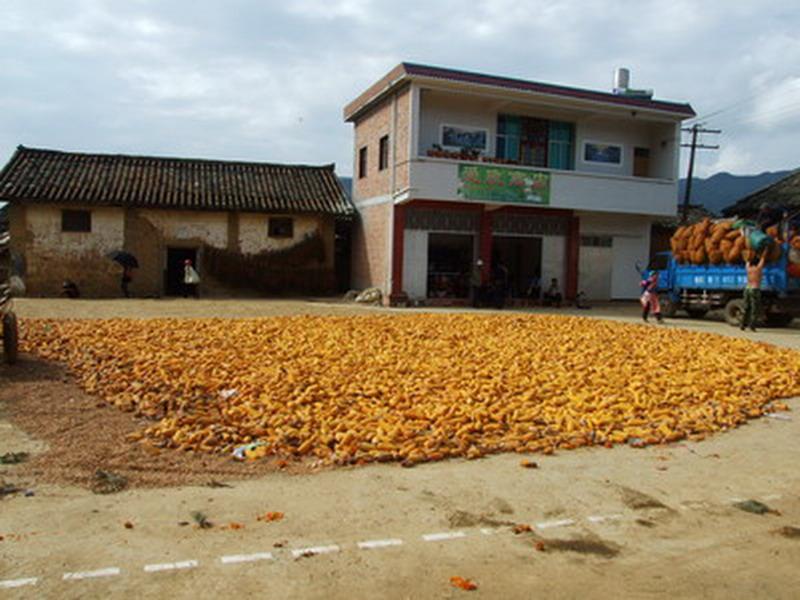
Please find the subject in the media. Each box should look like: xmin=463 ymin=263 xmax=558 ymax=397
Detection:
xmin=479 ymin=209 xmax=493 ymax=283
xmin=389 ymin=203 xmax=406 ymax=301
xmin=565 ymin=215 xmax=580 ymax=300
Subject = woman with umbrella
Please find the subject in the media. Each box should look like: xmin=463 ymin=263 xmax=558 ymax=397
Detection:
xmin=107 ymin=251 xmax=139 ymax=298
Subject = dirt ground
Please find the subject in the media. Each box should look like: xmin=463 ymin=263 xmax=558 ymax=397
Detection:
xmin=1 ymin=299 xmax=799 ymax=599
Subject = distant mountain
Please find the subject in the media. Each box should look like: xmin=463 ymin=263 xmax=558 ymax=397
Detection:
xmin=338 ymin=176 xmax=352 ymax=199
xmin=679 ymin=171 xmax=792 ymax=216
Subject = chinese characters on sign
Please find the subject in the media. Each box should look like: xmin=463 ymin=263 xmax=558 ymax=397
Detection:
xmin=457 ymin=164 xmax=550 ymax=204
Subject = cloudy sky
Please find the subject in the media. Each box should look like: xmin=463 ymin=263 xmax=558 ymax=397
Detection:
xmin=1 ymin=0 xmax=798 ymax=178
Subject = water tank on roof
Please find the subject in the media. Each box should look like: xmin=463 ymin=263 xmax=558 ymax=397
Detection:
xmin=614 ymin=67 xmax=630 ymax=92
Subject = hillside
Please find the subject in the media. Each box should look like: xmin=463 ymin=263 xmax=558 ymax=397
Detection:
xmin=679 ymin=171 xmax=791 ymax=215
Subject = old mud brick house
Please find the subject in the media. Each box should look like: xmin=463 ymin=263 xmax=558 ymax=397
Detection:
xmin=0 ymin=146 xmax=353 ymax=297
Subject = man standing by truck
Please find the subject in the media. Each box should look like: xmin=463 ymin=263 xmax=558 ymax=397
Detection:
xmin=741 ymin=250 xmax=767 ymax=331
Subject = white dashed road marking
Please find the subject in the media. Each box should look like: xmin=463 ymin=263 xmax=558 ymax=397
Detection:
xmin=422 ymin=531 xmax=467 ymax=542
xmin=63 ymin=568 xmax=120 ymax=581
xmin=144 ymin=560 xmax=198 ymax=573
xmin=0 ymin=578 xmax=38 ymax=589
xmin=220 ymin=552 xmax=274 ymax=564
xmin=357 ymin=538 xmax=403 ymax=549
xmin=291 ymin=545 xmax=340 ymax=558
xmin=535 ymin=518 xmax=576 ymax=529
xmin=587 ymin=514 xmax=623 ymax=524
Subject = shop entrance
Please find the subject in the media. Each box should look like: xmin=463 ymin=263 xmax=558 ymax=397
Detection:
xmin=426 ymin=233 xmax=474 ymax=299
xmin=492 ymin=236 xmax=542 ymax=298
xmin=165 ymin=247 xmax=197 ymax=296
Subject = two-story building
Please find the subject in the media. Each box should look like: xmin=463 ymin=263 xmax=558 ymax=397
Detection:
xmin=345 ymin=63 xmax=694 ymax=304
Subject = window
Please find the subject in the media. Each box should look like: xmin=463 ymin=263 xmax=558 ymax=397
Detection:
xmin=547 ymin=121 xmax=575 ymax=170
xmin=496 ymin=114 xmax=520 ymax=161
xmin=61 ymin=209 xmax=91 ymax=232
xmin=379 ymin=135 xmax=389 ymax=171
xmin=519 ymin=118 xmax=549 ymax=167
xmin=496 ymin=115 xmax=574 ymax=169
xmin=268 ymin=217 xmax=294 ymax=238
xmin=358 ymin=146 xmax=368 ymax=179
xmin=580 ymin=235 xmax=613 ymax=247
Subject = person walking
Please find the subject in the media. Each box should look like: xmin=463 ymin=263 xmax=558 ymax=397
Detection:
xmin=183 ymin=259 xmax=201 ymax=298
xmin=741 ymin=250 xmax=766 ymax=331
xmin=121 ymin=266 xmax=133 ymax=298
xmin=640 ymin=270 xmax=662 ymax=323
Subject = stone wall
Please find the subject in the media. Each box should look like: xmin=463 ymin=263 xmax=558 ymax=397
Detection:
xmin=12 ymin=204 xmax=337 ymax=297
xmin=20 ymin=205 xmax=125 ymax=296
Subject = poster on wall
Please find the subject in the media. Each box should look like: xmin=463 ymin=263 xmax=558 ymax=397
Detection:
xmin=441 ymin=124 xmax=488 ymax=152
xmin=457 ymin=164 xmax=550 ymax=204
xmin=583 ymin=142 xmax=622 ymax=165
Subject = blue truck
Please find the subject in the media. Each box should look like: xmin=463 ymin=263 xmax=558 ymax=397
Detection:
xmin=646 ymin=244 xmax=800 ymax=327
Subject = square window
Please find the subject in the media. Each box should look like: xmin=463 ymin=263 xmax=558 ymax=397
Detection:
xmin=268 ymin=217 xmax=294 ymax=238
xmin=358 ymin=146 xmax=368 ymax=179
xmin=61 ymin=209 xmax=91 ymax=232
xmin=379 ymin=135 xmax=389 ymax=171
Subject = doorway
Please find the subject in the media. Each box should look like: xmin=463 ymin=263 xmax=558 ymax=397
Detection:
xmin=426 ymin=233 xmax=474 ymax=298
xmin=492 ymin=236 xmax=542 ymax=298
xmin=165 ymin=247 xmax=197 ymax=296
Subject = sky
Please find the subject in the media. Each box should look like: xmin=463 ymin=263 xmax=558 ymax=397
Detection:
xmin=1 ymin=0 xmax=799 ymax=179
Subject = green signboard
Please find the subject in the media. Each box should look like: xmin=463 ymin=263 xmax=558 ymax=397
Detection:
xmin=457 ymin=164 xmax=550 ymax=205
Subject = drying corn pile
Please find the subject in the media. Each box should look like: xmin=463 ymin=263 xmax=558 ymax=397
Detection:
xmin=20 ymin=314 xmax=800 ymax=466
xmin=670 ymin=218 xmax=799 ymax=265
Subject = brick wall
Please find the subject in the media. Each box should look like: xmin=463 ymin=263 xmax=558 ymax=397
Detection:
xmin=352 ymin=84 xmax=412 ymax=202
xmin=350 ymin=201 xmax=392 ymax=293
xmin=394 ymin=86 xmax=411 ymax=193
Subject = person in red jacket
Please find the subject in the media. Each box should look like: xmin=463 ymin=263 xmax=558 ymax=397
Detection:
xmin=640 ymin=271 xmax=663 ymax=323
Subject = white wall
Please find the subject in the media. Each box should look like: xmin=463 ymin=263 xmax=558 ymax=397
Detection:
xmin=579 ymin=212 xmax=652 ymax=299
xmin=579 ymin=246 xmax=613 ymax=300
xmin=409 ymin=159 xmax=678 ymax=217
xmin=541 ymin=235 xmax=566 ymax=294
xmin=140 ymin=210 xmax=228 ymax=248
xmin=418 ymin=91 xmax=496 ymax=157
xmin=403 ymin=229 xmax=428 ymax=299
xmin=239 ymin=213 xmax=320 ymax=255
xmin=418 ymin=89 xmax=681 ymax=180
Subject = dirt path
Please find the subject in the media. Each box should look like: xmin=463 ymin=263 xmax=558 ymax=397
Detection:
xmin=1 ymin=300 xmax=799 ymax=598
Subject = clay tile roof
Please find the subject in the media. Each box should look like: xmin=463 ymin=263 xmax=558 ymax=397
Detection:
xmin=722 ymin=169 xmax=800 ymax=218
xmin=344 ymin=62 xmax=695 ymax=122
xmin=0 ymin=146 xmax=354 ymax=216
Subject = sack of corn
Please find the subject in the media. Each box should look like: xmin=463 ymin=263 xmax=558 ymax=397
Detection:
xmin=669 ymin=218 xmax=795 ymax=266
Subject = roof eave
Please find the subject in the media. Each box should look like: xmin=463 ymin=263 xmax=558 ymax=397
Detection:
xmin=344 ymin=64 xmax=695 ymax=122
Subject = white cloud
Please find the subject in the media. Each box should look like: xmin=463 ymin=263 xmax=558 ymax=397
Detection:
xmin=1 ymin=0 xmax=799 ymax=177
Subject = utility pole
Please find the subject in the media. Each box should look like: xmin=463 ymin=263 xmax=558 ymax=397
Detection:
xmin=680 ymin=123 xmax=721 ymax=223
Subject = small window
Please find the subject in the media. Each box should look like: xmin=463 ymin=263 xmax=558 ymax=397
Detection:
xmin=580 ymin=235 xmax=613 ymax=247
xmin=379 ymin=135 xmax=389 ymax=171
xmin=61 ymin=209 xmax=91 ymax=232
xmin=358 ymin=146 xmax=368 ymax=179
xmin=268 ymin=217 xmax=294 ymax=238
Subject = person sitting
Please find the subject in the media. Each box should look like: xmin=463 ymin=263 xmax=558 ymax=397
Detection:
xmin=542 ymin=278 xmax=562 ymax=307
xmin=526 ymin=275 xmax=541 ymax=303
xmin=61 ymin=280 xmax=80 ymax=298
xmin=575 ymin=291 xmax=591 ymax=309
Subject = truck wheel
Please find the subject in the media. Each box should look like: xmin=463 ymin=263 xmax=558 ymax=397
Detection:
xmin=766 ymin=313 xmax=795 ymax=327
xmin=724 ymin=299 xmax=744 ymax=327
xmin=660 ymin=298 xmax=677 ymax=318
xmin=686 ymin=308 xmax=709 ymax=319
xmin=2 ymin=312 xmax=18 ymax=365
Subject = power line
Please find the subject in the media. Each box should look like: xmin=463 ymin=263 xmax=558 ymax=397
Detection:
xmin=680 ymin=124 xmax=721 ymax=223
